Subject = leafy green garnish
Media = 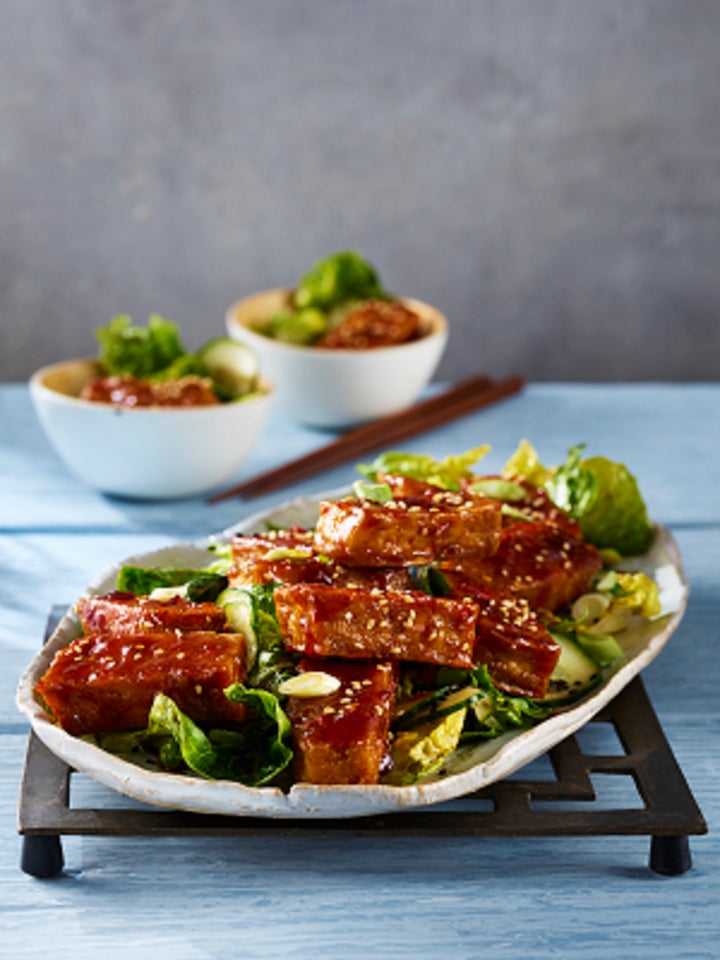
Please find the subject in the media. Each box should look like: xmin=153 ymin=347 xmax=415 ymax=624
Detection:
xmin=294 ymin=250 xmax=387 ymax=313
xmin=545 ymin=444 xmax=598 ymax=517
xmin=116 ymin=565 xmax=202 ymax=595
xmin=575 ymin=456 xmax=654 ymax=556
xmin=231 ymin=584 xmax=298 ymax=692
xmin=410 ymin=564 xmax=452 ymax=597
xmin=96 ymin=313 xmax=187 ymax=378
xmin=147 ymin=353 xmax=209 ymax=382
xmin=468 ymin=477 xmax=526 ymax=502
xmin=502 ymin=439 xmax=554 ymax=487
xmin=146 ymin=690 xmax=292 ymax=786
xmin=435 ymin=665 xmax=553 ymax=739
xmin=115 ymin=565 xmax=228 ymax=601
xmin=266 ymin=307 xmax=329 ymax=346
xmin=184 ymin=572 xmax=229 ymax=603
xmin=505 ymin=441 xmax=654 ymax=557
xmin=352 ymin=480 xmax=393 ymax=503
xmin=357 ymin=445 xmax=490 ymax=491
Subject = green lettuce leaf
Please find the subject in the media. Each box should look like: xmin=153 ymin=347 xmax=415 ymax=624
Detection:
xmin=545 ymin=444 xmax=599 ymax=517
xmin=146 ymin=690 xmax=292 ymax=786
xmin=502 ymin=439 xmax=554 ymax=487
xmin=507 ymin=441 xmax=654 ymax=557
xmin=575 ymin=455 xmax=654 ymax=556
xmin=115 ymin=565 xmax=228 ymax=601
xmin=433 ymin=665 xmax=553 ymax=739
xmin=224 ymin=583 xmax=298 ymax=692
xmin=357 ymin=445 xmax=490 ymax=491
xmin=96 ymin=313 xmax=187 ymax=377
xmin=293 ymin=250 xmax=387 ymax=312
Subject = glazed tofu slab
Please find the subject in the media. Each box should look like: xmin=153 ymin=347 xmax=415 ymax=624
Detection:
xmin=77 ymin=592 xmax=227 ymax=635
xmin=35 ymin=628 xmax=249 ymax=736
xmin=442 ymin=523 xmax=602 ymax=613
xmin=286 ymin=659 xmax=398 ymax=784
xmin=274 ymin=583 xmax=478 ymax=668
xmin=314 ymin=492 xmax=501 ymax=567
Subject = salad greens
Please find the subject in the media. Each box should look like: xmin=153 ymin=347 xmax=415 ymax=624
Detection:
xmin=143 ymin=688 xmax=292 ymax=786
xmin=264 ymin=250 xmax=391 ymax=346
xmin=218 ymin=584 xmax=298 ymax=693
xmin=93 ymin=313 xmax=261 ymax=402
xmin=117 ymin=566 xmax=230 ymax=603
xmin=294 ymin=250 xmax=388 ymax=312
xmin=97 ymin=314 xmax=187 ymax=378
xmin=357 ymin=445 xmax=491 ymax=491
xmin=505 ymin=441 xmax=654 ymax=556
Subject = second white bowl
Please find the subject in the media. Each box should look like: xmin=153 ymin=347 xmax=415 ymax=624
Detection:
xmin=30 ymin=358 xmax=274 ymax=499
xmin=226 ymin=289 xmax=448 ymax=429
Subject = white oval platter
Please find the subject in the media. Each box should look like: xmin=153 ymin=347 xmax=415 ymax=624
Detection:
xmin=16 ymin=491 xmax=688 ymax=819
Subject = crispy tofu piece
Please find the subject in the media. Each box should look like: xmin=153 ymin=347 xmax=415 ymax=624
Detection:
xmin=445 ymin=574 xmax=561 ymax=698
xmin=229 ymin=529 xmax=413 ymax=592
xmin=274 ymin=583 xmax=478 ymax=668
xmin=35 ymin=629 xmax=249 ymax=736
xmin=314 ymin=492 xmax=501 ymax=567
xmin=76 ymin=592 xmax=227 ymax=635
xmin=285 ymin=658 xmax=398 ymax=784
xmin=317 ymin=299 xmax=421 ymax=349
xmin=442 ymin=522 xmax=602 ymax=613
xmin=230 ymin=528 xmax=329 ymax=586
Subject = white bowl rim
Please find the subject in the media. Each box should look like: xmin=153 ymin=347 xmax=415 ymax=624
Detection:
xmin=29 ymin=358 xmax=274 ymax=415
xmin=226 ymin=291 xmax=447 ymax=359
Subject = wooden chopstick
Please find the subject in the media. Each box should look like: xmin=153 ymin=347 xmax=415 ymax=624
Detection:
xmin=208 ymin=373 xmax=525 ymax=503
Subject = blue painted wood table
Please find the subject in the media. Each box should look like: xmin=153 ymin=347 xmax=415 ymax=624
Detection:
xmin=1 ymin=382 xmax=717 ymax=959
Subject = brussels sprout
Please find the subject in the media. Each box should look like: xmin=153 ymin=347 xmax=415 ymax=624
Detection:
xmin=293 ymin=250 xmax=388 ymax=312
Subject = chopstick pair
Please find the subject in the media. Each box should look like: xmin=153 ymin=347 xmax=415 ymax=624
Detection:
xmin=208 ymin=373 xmax=525 ymax=503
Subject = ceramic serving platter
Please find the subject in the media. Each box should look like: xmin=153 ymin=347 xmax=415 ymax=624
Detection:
xmin=16 ymin=491 xmax=688 ymax=819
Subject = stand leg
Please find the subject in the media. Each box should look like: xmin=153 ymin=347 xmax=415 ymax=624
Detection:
xmin=20 ymin=835 xmax=65 ymax=878
xmin=649 ymin=835 xmax=692 ymax=876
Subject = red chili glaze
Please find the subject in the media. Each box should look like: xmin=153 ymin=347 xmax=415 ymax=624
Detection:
xmin=35 ymin=629 xmax=248 ymax=735
xmin=442 ymin=523 xmax=602 ymax=613
xmin=229 ymin=528 xmax=413 ymax=591
xmin=80 ymin=374 xmax=220 ymax=407
xmin=444 ymin=573 xmax=561 ymax=699
xmin=76 ymin=592 xmax=227 ymax=636
xmin=230 ymin=528 xmax=334 ymax=587
xmin=317 ymin=300 xmax=422 ymax=350
xmin=314 ymin=493 xmax=501 ymax=568
xmin=285 ymin=659 xmax=399 ymax=784
xmin=274 ymin=583 xmax=478 ymax=668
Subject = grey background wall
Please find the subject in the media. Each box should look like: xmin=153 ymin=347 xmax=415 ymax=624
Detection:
xmin=2 ymin=0 xmax=719 ymax=384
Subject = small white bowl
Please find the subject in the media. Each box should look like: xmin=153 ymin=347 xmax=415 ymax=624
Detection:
xmin=226 ymin=289 xmax=448 ymax=428
xmin=29 ymin=359 xmax=274 ymax=499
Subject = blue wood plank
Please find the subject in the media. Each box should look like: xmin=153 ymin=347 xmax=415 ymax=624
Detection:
xmin=2 ymin=384 xmax=718 ymax=960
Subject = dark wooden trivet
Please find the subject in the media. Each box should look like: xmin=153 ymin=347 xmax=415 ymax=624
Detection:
xmin=19 ymin=606 xmax=707 ymax=878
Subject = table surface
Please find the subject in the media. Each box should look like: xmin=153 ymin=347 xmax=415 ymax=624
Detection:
xmin=1 ymin=381 xmax=718 ymax=959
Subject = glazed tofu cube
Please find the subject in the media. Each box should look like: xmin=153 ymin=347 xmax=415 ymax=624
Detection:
xmin=274 ymin=583 xmax=478 ymax=668
xmin=442 ymin=523 xmax=602 ymax=612
xmin=229 ymin=528 xmax=413 ymax=592
xmin=35 ymin=629 xmax=249 ymax=736
xmin=230 ymin=528 xmax=329 ymax=586
xmin=285 ymin=658 xmax=398 ymax=784
xmin=314 ymin=492 xmax=501 ymax=567
xmin=445 ymin=574 xmax=561 ymax=698
xmin=76 ymin=592 xmax=227 ymax=635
